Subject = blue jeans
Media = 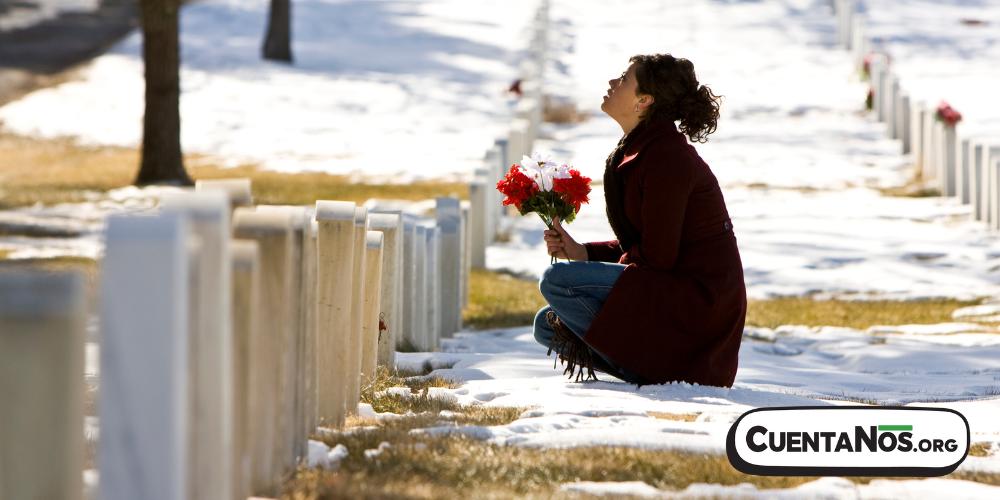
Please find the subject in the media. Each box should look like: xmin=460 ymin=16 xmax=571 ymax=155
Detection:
xmin=533 ymin=261 xmax=648 ymax=384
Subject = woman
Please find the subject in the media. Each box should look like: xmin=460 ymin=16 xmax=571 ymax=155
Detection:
xmin=533 ymin=53 xmax=746 ymax=388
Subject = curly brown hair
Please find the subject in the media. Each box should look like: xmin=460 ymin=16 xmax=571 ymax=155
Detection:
xmin=629 ymin=54 xmax=721 ymax=143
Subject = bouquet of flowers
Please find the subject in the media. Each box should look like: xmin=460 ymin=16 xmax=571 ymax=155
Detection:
xmin=496 ymin=153 xmax=592 ymax=264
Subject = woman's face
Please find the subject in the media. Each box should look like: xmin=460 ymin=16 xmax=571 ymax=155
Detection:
xmin=601 ymin=62 xmax=647 ymax=126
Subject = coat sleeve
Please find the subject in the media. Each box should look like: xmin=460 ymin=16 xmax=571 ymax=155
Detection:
xmin=625 ymin=149 xmax=694 ymax=271
xmin=584 ymin=240 xmax=624 ymax=262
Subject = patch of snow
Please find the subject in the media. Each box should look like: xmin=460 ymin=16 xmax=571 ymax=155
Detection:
xmin=558 ymin=477 xmax=1000 ymax=499
xmin=307 ymin=440 xmax=348 ymax=469
xmin=867 ymin=323 xmax=992 ymax=335
xmin=82 ymin=469 xmax=98 ymax=500
xmin=559 ymin=480 xmax=665 ymax=498
xmin=954 ymin=304 xmax=1000 ymax=319
xmin=357 ymin=402 xmax=378 ymax=419
xmin=363 ymin=441 xmax=392 ymax=459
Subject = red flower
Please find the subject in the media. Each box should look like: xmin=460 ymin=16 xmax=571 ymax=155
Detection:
xmin=936 ymin=101 xmax=962 ymax=127
xmin=552 ymin=168 xmax=592 ymax=213
xmin=496 ymin=165 xmax=537 ymax=210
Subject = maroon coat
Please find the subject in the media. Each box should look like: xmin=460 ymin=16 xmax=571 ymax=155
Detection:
xmin=583 ymin=120 xmax=746 ymax=388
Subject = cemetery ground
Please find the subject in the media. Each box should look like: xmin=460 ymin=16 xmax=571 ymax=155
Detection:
xmin=7 ymin=134 xmax=1000 ymax=498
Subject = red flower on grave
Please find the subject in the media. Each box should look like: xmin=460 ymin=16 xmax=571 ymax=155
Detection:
xmin=552 ymin=168 xmax=592 ymax=213
xmin=496 ymin=164 xmax=537 ymax=210
xmin=936 ymin=101 xmax=962 ymax=127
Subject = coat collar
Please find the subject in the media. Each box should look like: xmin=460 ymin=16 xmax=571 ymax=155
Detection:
xmin=618 ymin=120 xmax=683 ymax=170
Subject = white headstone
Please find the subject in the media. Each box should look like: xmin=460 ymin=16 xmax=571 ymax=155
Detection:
xmin=899 ymin=94 xmax=911 ymax=154
xmin=368 ymin=212 xmax=403 ymax=368
xmin=981 ymin=142 xmax=993 ymax=224
xmin=347 ymin=207 xmax=368 ymax=414
xmin=1 ymin=271 xmax=86 ymax=500
xmin=195 ymin=178 xmax=253 ymax=209
xmin=958 ymin=139 xmax=971 ymax=205
xmin=401 ymin=218 xmax=418 ymax=349
xmin=361 ymin=231 xmax=384 ymax=388
xmin=99 ymin=213 xmax=192 ymax=500
xmin=461 ymin=200 xmax=471 ymax=310
xmin=304 ymin=219 xmax=319 ymax=438
xmin=922 ymin=108 xmax=936 ymax=181
xmin=436 ymin=197 xmax=462 ymax=339
xmin=230 ymin=239 xmax=260 ymax=500
xmin=911 ymin=101 xmax=925 ymax=176
xmin=425 ymin=225 xmax=441 ymax=349
xmin=943 ymin=125 xmax=957 ymax=198
xmin=972 ymin=141 xmax=985 ymax=221
xmin=232 ymin=208 xmax=294 ymax=496
xmin=888 ymin=77 xmax=900 ymax=139
xmin=315 ymin=201 xmax=357 ymax=428
xmin=160 ymin=190 xmax=234 ymax=500
xmin=414 ymin=224 xmax=427 ymax=350
xmin=255 ymin=205 xmax=310 ymax=469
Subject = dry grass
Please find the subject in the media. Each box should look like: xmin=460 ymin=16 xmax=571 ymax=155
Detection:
xmin=647 ymin=412 xmax=700 ymax=422
xmin=746 ymin=297 xmax=980 ymax=330
xmin=970 ymin=442 xmax=994 ymax=457
xmin=0 ymin=133 xmax=467 ymax=208
xmin=290 ymin=437 xmax=936 ymax=499
xmin=294 ymin=427 xmax=1000 ymax=499
xmin=543 ymin=95 xmax=590 ymax=124
xmin=462 ymin=272 xmax=979 ymax=333
xmin=463 ymin=269 xmax=546 ymax=330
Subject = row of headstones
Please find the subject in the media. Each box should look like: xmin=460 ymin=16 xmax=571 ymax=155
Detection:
xmin=833 ymin=0 xmax=1000 ymax=227
xmin=468 ymin=0 xmax=550 ymax=265
xmin=0 ymin=179 xmax=473 ymax=500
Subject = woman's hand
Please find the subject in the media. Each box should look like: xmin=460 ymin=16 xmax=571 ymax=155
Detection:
xmin=544 ymin=217 xmax=587 ymax=261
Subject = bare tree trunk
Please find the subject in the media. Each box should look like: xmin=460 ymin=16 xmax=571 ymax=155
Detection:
xmin=262 ymin=0 xmax=292 ymax=62
xmin=136 ymin=0 xmax=192 ymax=186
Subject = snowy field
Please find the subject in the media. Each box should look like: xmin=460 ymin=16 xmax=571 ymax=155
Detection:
xmin=0 ymin=0 xmax=536 ymax=179
xmin=6 ymin=0 xmax=1000 ymax=496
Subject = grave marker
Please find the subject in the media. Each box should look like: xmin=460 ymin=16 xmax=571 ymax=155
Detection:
xmin=369 ymin=212 xmax=404 ymax=368
xmin=436 ymin=197 xmax=462 ymax=338
xmin=230 ymin=239 xmax=260 ymax=500
xmin=195 ymin=178 xmax=253 ymax=210
xmin=414 ymin=224 xmax=428 ymax=349
xmin=232 ymin=208 xmax=294 ymax=495
xmin=347 ymin=207 xmax=369 ymax=414
xmin=99 ymin=213 xmax=192 ymax=500
xmin=315 ymin=201 xmax=357 ymax=428
xmin=401 ymin=218 xmax=418 ymax=349
xmin=361 ymin=231 xmax=384 ymax=388
xmin=160 ymin=191 xmax=234 ymax=500
xmin=1 ymin=271 xmax=86 ymax=500
xmin=425 ymin=225 xmax=441 ymax=348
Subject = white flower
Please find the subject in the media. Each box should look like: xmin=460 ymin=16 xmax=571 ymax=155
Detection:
xmin=520 ymin=152 xmax=568 ymax=192
xmin=553 ymin=163 xmax=573 ymax=181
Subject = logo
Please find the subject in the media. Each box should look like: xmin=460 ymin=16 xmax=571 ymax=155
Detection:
xmin=726 ymin=407 xmax=970 ymax=476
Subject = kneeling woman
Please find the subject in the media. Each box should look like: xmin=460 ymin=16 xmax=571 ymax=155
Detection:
xmin=534 ymin=54 xmax=746 ymax=387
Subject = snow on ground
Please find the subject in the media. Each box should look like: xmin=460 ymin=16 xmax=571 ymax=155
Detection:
xmin=393 ymin=324 xmax=1000 ymax=459
xmin=0 ymin=0 xmax=536 ymax=179
xmin=561 ymin=477 xmax=1000 ymax=499
xmin=0 ymin=0 xmax=99 ymax=32
xmin=862 ymin=0 xmax=1000 ymax=139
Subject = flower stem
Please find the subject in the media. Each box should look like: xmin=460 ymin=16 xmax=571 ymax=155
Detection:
xmin=538 ymin=213 xmax=570 ymax=264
